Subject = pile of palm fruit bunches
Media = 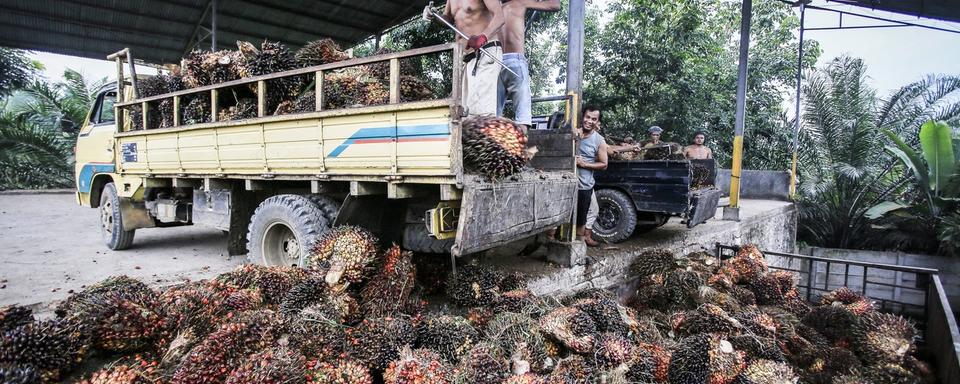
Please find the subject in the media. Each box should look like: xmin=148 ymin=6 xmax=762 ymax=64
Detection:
xmin=129 ymin=38 xmax=437 ymax=130
xmin=0 ymin=238 xmax=933 ymax=384
xmin=462 ymin=115 xmax=536 ymax=180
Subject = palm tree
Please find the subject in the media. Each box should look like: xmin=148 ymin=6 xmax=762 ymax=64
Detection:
xmin=0 ymin=69 xmax=105 ymax=190
xmin=796 ymin=56 xmax=960 ymax=251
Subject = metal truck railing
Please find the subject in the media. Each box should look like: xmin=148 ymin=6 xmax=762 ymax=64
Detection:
xmin=715 ymin=243 xmax=960 ymax=384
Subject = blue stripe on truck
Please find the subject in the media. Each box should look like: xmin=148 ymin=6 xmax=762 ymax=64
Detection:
xmin=77 ymin=163 xmax=115 ymax=193
xmin=326 ymin=124 xmax=450 ymax=158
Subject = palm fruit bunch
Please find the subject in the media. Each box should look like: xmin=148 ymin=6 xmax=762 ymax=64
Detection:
xmin=128 ymin=105 xmax=145 ymax=131
xmin=324 ymin=70 xmax=369 ymax=109
xmin=467 ymin=307 xmax=496 ymax=330
xmin=697 ymin=286 xmax=743 ymax=314
xmin=724 ymin=244 xmax=769 ymax=284
xmin=549 ymin=355 xmax=595 ymax=384
xmin=626 ymin=343 xmax=672 ymax=383
xmin=503 ymin=373 xmax=546 ymax=384
xmin=415 ymin=314 xmax=479 ymax=364
xmin=862 ymin=363 xmax=926 ymax=384
xmin=820 ymin=287 xmax=875 ymax=315
xmin=453 ymin=342 xmax=509 ymax=384
xmin=158 ymin=280 xmax=256 ymax=339
xmin=182 ymin=94 xmax=211 ymax=125
xmin=361 ymin=244 xmax=417 ymax=318
xmin=363 ymin=48 xmax=418 ymax=80
xmin=274 ymin=90 xmax=316 ymax=115
xmin=668 ymin=334 xmax=746 ymax=384
xmin=446 ymin=263 xmax=505 ymax=307
xmin=571 ymin=296 xmax=632 ymax=337
xmin=0 ymin=363 xmax=40 ymax=384
xmin=538 ymin=306 xmax=596 ymax=353
xmin=309 ymin=225 xmax=379 ymax=285
xmin=216 ymin=264 xmax=308 ymax=304
xmin=484 ymin=312 xmax=552 ymax=373
xmin=217 ymin=98 xmax=257 ymax=121
xmin=170 ymin=310 xmax=278 ymax=384
xmin=849 ymin=311 xmax=917 ymax=365
xmin=462 ymin=115 xmax=531 ymax=180
xmin=593 ymin=332 xmax=635 ymax=368
xmin=802 ymin=305 xmax=857 ymax=343
xmin=690 ymin=161 xmax=714 ymax=189
xmin=346 ymin=316 xmax=416 ymax=371
xmin=675 ymin=303 xmax=743 ymax=337
xmin=79 ymin=354 xmax=160 ymax=384
xmin=224 ymin=346 xmax=306 ymax=384
xmin=364 ymin=81 xmax=390 ymax=106
xmin=733 ymin=310 xmax=779 ymax=339
xmin=662 ymin=269 xmax=708 ymax=310
xmin=732 ymin=359 xmax=798 ymax=384
xmin=237 ymin=40 xmax=303 ymax=111
xmin=55 ymin=275 xmax=165 ymax=352
xmin=181 ymin=50 xmax=242 ymax=88
xmin=301 ymin=285 xmax=361 ymax=325
xmin=399 ymin=75 xmax=436 ymax=102
xmin=306 ymin=358 xmax=373 ymax=384
xmin=749 ymin=274 xmax=790 ymax=306
xmin=295 ymin=38 xmax=349 ymax=67
xmin=495 ymin=289 xmax=542 ymax=314
xmin=384 ymin=347 xmax=451 ymax=384
xmin=0 ymin=318 xmax=90 ymax=382
xmin=0 ymin=305 xmax=32 ymax=333
xmin=286 ymin=308 xmax=348 ymax=361
xmin=800 ymin=346 xmax=862 ymax=383
xmin=138 ymin=74 xmax=184 ymax=129
xmin=279 ymin=275 xmax=327 ymax=314
xmin=729 ymin=335 xmax=785 ymax=363
xmin=631 ymin=248 xmax=679 ymax=277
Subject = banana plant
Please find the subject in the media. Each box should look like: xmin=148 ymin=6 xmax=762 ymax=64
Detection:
xmin=866 ymin=121 xmax=959 ymax=252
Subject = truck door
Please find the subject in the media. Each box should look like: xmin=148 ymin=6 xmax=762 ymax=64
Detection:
xmin=75 ymin=88 xmax=118 ymax=206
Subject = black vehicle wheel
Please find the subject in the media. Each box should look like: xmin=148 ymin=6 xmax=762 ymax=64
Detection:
xmin=403 ymin=223 xmax=455 ymax=254
xmin=247 ymin=195 xmax=330 ymax=267
xmin=98 ymin=182 xmax=135 ymax=250
xmin=593 ymin=188 xmax=637 ymax=244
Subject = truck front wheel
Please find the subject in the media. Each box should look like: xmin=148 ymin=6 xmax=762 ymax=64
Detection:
xmin=99 ymin=182 xmax=136 ymax=250
xmin=247 ymin=195 xmax=330 ymax=267
xmin=593 ymin=188 xmax=637 ymax=244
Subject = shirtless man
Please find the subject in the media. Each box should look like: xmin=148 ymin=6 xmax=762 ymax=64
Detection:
xmin=684 ymin=131 xmax=714 ymax=159
xmin=498 ymin=0 xmax=561 ymax=126
xmin=440 ymin=0 xmax=506 ymax=116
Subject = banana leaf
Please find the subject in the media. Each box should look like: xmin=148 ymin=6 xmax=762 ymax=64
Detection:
xmin=882 ymin=128 xmax=932 ymax=203
xmin=865 ymin=201 xmax=909 ymax=220
xmin=919 ymin=121 xmax=956 ymax=195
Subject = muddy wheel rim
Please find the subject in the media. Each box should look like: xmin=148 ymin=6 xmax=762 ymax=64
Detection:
xmin=262 ymin=221 xmax=300 ymax=267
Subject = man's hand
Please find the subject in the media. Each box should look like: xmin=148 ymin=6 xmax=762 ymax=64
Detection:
xmin=467 ymin=34 xmax=488 ymax=49
xmin=576 ymin=156 xmax=588 ymax=168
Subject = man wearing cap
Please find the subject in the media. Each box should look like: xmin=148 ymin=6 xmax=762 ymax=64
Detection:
xmin=498 ymin=0 xmax=561 ymax=127
xmin=641 ymin=126 xmax=664 ymax=148
xmin=442 ymin=0 xmax=506 ymax=116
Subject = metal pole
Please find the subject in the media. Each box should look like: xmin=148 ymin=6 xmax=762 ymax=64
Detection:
xmin=211 ymin=0 xmax=218 ymax=51
xmin=789 ymin=2 xmax=807 ymax=199
xmin=565 ymin=0 xmax=585 ymax=242
xmin=723 ymin=0 xmax=752 ymax=221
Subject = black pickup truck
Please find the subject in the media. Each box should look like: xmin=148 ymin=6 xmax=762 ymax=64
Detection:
xmin=591 ymin=159 xmax=722 ymax=243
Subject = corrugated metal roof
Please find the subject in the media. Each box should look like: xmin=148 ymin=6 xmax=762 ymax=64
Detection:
xmin=826 ymin=0 xmax=960 ymax=24
xmin=0 ymin=0 xmax=432 ymax=64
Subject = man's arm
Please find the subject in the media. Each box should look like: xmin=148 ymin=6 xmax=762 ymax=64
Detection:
xmin=525 ymin=0 xmax=562 ymax=11
xmin=481 ymin=0 xmax=505 ymax=38
xmin=578 ymin=143 xmax=610 ymax=171
xmin=442 ymin=2 xmax=455 ymax=25
xmin=707 ymin=148 xmax=713 ymax=159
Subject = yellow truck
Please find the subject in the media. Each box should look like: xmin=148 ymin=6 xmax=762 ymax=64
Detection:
xmin=74 ymin=44 xmax=578 ymax=265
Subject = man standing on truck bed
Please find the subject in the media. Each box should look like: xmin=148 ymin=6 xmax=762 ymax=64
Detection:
xmin=498 ymin=0 xmax=561 ymax=127
xmin=577 ymin=106 xmax=609 ymax=246
xmin=443 ymin=0 xmax=506 ymax=116
xmin=684 ymin=131 xmax=714 ymax=159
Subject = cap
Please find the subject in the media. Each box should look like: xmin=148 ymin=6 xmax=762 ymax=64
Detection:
xmin=648 ymin=126 xmax=663 ymax=134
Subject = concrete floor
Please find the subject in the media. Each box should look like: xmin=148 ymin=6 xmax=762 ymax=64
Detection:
xmin=0 ymin=193 xmax=245 ymax=311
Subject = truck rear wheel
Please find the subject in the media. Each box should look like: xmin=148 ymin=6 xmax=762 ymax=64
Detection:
xmin=99 ymin=182 xmax=135 ymax=250
xmin=403 ymin=223 xmax=455 ymax=254
xmin=593 ymin=188 xmax=637 ymax=244
xmin=247 ymin=195 xmax=330 ymax=267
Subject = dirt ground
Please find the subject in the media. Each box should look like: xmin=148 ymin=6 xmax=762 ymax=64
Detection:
xmin=0 ymin=192 xmax=245 ymax=312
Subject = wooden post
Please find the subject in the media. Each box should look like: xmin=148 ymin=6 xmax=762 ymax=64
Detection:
xmin=315 ymin=70 xmax=324 ymax=111
xmin=173 ymin=95 xmax=181 ymax=126
xmin=210 ymin=89 xmax=219 ymax=122
xmin=257 ymin=80 xmax=266 ymax=117
xmin=389 ymin=58 xmax=400 ymax=104
xmin=141 ymin=101 xmax=149 ymax=129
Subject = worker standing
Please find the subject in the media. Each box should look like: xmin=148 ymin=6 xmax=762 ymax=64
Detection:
xmin=641 ymin=126 xmax=664 ymax=148
xmin=684 ymin=131 xmax=714 ymax=159
xmin=577 ymin=106 xmax=608 ymax=247
xmin=441 ymin=0 xmax=506 ymax=116
xmin=498 ymin=0 xmax=561 ymax=127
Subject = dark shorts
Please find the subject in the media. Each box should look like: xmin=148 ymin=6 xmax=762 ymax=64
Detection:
xmin=576 ymin=188 xmax=593 ymax=226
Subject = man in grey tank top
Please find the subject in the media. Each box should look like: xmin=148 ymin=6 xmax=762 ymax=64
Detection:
xmin=576 ymin=106 xmax=609 ymax=246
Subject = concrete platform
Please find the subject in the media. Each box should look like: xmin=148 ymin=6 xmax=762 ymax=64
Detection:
xmin=483 ymin=199 xmax=797 ymax=297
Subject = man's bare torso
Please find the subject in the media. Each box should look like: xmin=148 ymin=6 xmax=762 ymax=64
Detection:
xmin=445 ymin=0 xmax=499 ymax=42
xmin=685 ymin=145 xmax=712 ymax=159
xmin=501 ymin=1 xmax=527 ymax=53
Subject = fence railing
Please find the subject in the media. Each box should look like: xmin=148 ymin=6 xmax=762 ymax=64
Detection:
xmin=714 ymin=243 xmax=960 ymax=383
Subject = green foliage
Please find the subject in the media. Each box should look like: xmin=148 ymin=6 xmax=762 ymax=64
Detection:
xmin=0 ymin=69 xmax=105 ymax=190
xmin=0 ymin=48 xmax=40 ymax=96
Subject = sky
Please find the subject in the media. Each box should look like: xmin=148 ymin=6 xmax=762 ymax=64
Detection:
xmin=25 ymin=1 xmax=960 ymax=97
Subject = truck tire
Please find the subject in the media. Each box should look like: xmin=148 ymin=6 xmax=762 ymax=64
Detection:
xmin=593 ymin=188 xmax=637 ymax=244
xmin=403 ymin=223 xmax=455 ymax=254
xmin=303 ymin=194 xmax=341 ymax=223
xmin=247 ymin=194 xmax=329 ymax=267
xmin=98 ymin=182 xmax=135 ymax=250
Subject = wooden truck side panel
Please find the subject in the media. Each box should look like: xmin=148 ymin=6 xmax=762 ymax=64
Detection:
xmin=115 ymin=103 xmax=454 ymax=178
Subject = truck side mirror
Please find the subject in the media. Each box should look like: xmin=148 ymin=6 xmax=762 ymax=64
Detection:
xmin=60 ymin=118 xmax=78 ymax=133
